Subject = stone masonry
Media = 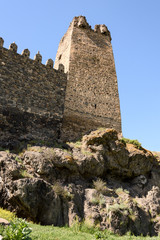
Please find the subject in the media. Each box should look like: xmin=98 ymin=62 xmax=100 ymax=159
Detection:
xmin=0 ymin=16 xmax=121 ymax=144
xmin=55 ymin=16 xmax=121 ymax=141
xmin=0 ymin=40 xmax=67 ymax=144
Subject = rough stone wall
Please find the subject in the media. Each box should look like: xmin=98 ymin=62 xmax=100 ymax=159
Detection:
xmin=55 ymin=16 xmax=121 ymax=141
xmin=54 ymin=23 xmax=73 ymax=73
xmin=0 ymin=42 xmax=67 ymax=143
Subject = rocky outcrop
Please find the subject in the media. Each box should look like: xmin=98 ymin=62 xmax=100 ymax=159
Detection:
xmin=0 ymin=128 xmax=160 ymax=236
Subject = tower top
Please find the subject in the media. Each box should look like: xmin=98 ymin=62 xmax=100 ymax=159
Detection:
xmin=70 ymin=16 xmax=111 ymax=41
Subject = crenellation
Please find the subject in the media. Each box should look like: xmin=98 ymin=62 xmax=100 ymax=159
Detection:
xmin=0 ymin=37 xmax=64 ymax=72
xmin=22 ymin=48 xmax=30 ymax=58
xmin=46 ymin=58 xmax=54 ymax=68
xmin=34 ymin=51 xmax=42 ymax=63
xmin=0 ymin=37 xmax=4 ymax=47
xmin=94 ymin=24 xmax=111 ymax=41
xmin=9 ymin=42 xmax=18 ymax=52
xmin=73 ymin=16 xmax=91 ymax=29
xmin=72 ymin=16 xmax=112 ymax=41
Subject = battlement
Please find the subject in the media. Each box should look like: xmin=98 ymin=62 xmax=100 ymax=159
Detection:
xmin=0 ymin=37 xmax=65 ymax=72
xmin=71 ymin=16 xmax=112 ymax=41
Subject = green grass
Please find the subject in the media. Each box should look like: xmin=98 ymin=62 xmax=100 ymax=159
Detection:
xmin=19 ymin=169 xmax=33 ymax=178
xmin=120 ymin=138 xmax=142 ymax=149
xmin=1 ymin=208 xmax=160 ymax=239
xmin=30 ymin=224 xmax=92 ymax=240
xmin=29 ymin=223 xmax=160 ymax=240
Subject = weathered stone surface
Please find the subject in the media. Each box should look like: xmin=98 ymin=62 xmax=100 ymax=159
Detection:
xmin=0 ymin=152 xmax=23 ymax=181
xmin=34 ymin=51 xmax=42 ymax=63
xmin=0 ymin=128 xmax=160 ymax=236
xmin=9 ymin=42 xmax=17 ymax=52
xmin=55 ymin=16 xmax=121 ymax=141
xmin=21 ymin=48 xmax=30 ymax=58
xmin=6 ymin=178 xmax=68 ymax=225
xmin=81 ymin=129 xmax=153 ymax=178
xmin=46 ymin=58 xmax=54 ymax=68
xmin=0 ymin=46 xmax=67 ymax=143
xmin=0 ymin=37 xmax=4 ymax=47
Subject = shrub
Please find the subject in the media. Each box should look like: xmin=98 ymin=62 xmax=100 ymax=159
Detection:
xmin=107 ymin=203 xmax=128 ymax=213
xmin=120 ymin=138 xmax=142 ymax=149
xmin=67 ymin=141 xmax=82 ymax=149
xmin=93 ymin=179 xmax=107 ymax=195
xmin=0 ymin=208 xmax=15 ymax=221
xmin=71 ymin=217 xmax=98 ymax=235
xmin=115 ymin=187 xmax=129 ymax=195
xmin=52 ymin=182 xmax=74 ymax=200
xmin=70 ymin=216 xmax=81 ymax=234
xmin=90 ymin=194 xmax=106 ymax=207
xmin=95 ymin=230 xmax=118 ymax=239
xmin=2 ymin=218 xmax=32 ymax=240
xmin=90 ymin=197 xmax=100 ymax=205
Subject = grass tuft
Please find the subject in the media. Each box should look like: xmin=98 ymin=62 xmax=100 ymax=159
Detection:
xmin=120 ymin=138 xmax=142 ymax=149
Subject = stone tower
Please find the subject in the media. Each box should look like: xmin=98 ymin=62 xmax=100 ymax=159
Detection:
xmin=55 ymin=16 xmax=121 ymax=141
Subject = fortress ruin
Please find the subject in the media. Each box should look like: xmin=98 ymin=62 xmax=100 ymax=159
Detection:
xmin=0 ymin=16 xmax=121 ymax=144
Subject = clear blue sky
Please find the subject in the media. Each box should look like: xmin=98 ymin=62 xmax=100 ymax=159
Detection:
xmin=0 ymin=0 xmax=160 ymax=151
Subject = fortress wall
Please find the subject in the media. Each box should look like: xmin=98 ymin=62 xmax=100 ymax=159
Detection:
xmin=55 ymin=17 xmax=121 ymax=141
xmin=0 ymin=42 xmax=67 ymax=143
xmin=0 ymin=16 xmax=122 ymax=144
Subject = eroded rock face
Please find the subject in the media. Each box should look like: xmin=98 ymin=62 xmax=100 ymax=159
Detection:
xmin=6 ymin=178 xmax=67 ymax=225
xmin=0 ymin=128 xmax=160 ymax=236
xmin=82 ymin=129 xmax=153 ymax=178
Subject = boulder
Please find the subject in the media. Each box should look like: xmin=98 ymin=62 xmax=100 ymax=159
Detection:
xmin=0 ymin=218 xmax=9 ymax=226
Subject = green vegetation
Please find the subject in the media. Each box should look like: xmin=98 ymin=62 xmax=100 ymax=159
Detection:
xmin=0 ymin=208 xmax=160 ymax=240
xmin=30 ymin=223 xmax=92 ymax=240
xmin=19 ymin=170 xmax=33 ymax=179
xmin=90 ymin=179 xmax=112 ymax=207
xmin=1 ymin=221 xmax=160 ymax=240
xmin=0 ymin=147 xmax=5 ymax=151
xmin=90 ymin=194 xmax=106 ymax=207
xmin=115 ymin=187 xmax=129 ymax=195
xmin=0 ymin=208 xmax=15 ymax=221
xmin=67 ymin=140 xmax=82 ymax=149
xmin=0 ymin=147 xmax=10 ymax=153
xmin=93 ymin=178 xmax=109 ymax=195
xmin=29 ymin=222 xmax=160 ymax=240
xmin=81 ymin=149 xmax=93 ymax=156
xmin=107 ymin=202 xmax=128 ymax=213
xmin=52 ymin=182 xmax=74 ymax=200
xmin=1 ymin=218 xmax=32 ymax=240
xmin=120 ymin=138 xmax=142 ymax=149
xmin=15 ymin=156 xmax=23 ymax=164
xmin=29 ymin=139 xmax=52 ymax=147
